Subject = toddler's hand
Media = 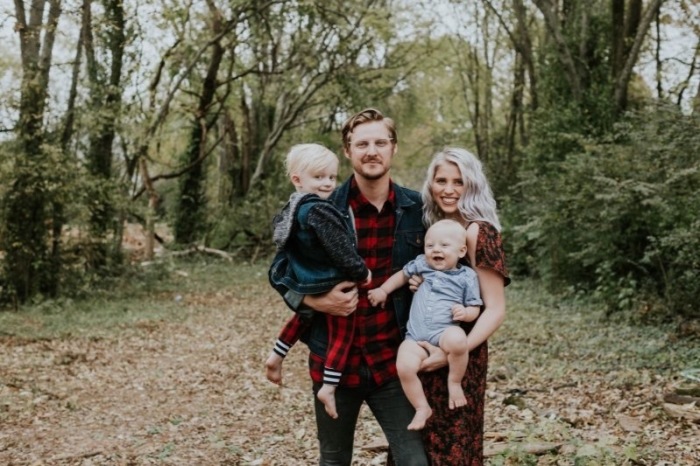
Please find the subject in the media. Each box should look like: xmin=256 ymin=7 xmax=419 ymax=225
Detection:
xmin=367 ymin=288 xmax=387 ymax=308
xmin=452 ymin=304 xmax=480 ymax=322
xmin=361 ymin=269 xmax=372 ymax=287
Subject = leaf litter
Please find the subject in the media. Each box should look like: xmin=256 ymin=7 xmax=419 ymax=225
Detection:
xmin=0 ymin=271 xmax=698 ymax=465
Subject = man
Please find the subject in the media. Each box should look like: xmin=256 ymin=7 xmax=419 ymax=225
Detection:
xmin=269 ymin=108 xmax=428 ymax=465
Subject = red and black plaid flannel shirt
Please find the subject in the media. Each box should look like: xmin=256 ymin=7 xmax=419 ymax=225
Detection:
xmin=307 ymin=179 xmax=403 ymax=387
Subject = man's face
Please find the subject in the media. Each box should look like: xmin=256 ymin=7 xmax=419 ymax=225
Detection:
xmin=343 ymin=121 xmax=396 ymax=182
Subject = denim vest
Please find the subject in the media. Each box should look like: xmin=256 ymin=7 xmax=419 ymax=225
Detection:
xmin=269 ymin=176 xmax=426 ymax=356
xmin=271 ymin=195 xmax=365 ymax=294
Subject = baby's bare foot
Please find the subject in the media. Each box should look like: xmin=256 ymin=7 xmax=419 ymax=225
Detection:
xmin=448 ymin=381 xmax=467 ymax=409
xmin=317 ymin=384 xmax=338 ymax=419
xmin=265 ymin=353 xmax=283 ymax=385
xmin=407 ymin=406 xmax=432 ymax=430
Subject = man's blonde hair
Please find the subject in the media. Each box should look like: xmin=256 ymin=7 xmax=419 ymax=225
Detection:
xmin=285 ymin=143 xmax=338 ymax=178
xmin=341 ymin=108 xmax=397 ymax=150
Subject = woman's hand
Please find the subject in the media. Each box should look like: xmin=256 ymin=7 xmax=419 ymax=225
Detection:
xmin=303 ymin=281 xmax=358 ymax=316
xmin=408 ymin=274 xmax=424 ymax=293
xmin=417 ymin=341 xmax=448 ymax=372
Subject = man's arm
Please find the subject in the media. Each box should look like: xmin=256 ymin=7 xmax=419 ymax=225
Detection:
xmin=269 ymin=251 xmax=359 ymax=316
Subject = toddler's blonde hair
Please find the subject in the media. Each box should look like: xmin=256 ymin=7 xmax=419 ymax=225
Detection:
xmin=285 ymin=143 xmax=338 ymax=179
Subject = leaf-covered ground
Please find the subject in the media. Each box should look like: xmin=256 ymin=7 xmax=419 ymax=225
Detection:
xmin=0 ymin=261 xmax=698 ymax=465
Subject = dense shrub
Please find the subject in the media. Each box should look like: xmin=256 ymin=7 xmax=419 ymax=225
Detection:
xmin=507 ymin=104 xmax=700 ymax=318
xmin=205 ymin=179 xmax=285 ymax=258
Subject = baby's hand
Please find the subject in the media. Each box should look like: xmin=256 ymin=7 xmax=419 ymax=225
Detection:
xmin=367 ymin=288 xmax=387 ymax=308
xmin=452 ymin=304 xmax=480 ymax=322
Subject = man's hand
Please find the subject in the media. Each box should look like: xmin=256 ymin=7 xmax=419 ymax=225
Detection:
xmin=452 ymin=304 xmax=480 ymax=323
xmin=417 ymin=341 xmax=448 ymax=372
xmin=408 ymin=274 xmax=424 ymax=293
xmin=303 ymin=281 xmax=358 ymax=316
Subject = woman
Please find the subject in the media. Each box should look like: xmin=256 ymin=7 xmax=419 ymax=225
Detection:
xmin=414 ymin=147 xmax=509 ymax=465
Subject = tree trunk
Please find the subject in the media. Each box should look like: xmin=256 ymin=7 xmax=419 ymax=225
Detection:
xmin=533 ymin=0 xmax=582 ymax=101
xmin=513 ymin=0 xmax=537 ymax=111
xmin=174 ymin=2 xmax=225 ymax=244
xmin=613 ymin=0 xmax=664 ymax=113
xmin=3 ymin=0 xmax=62 ymax=302
xmin=675 ymin=39 xmax=698 ymax=107
xmin=611 ymin=0 xmax=625 ymax=80
xmin=239 ymin=92 xmax=254 ymax=199
xmin=482 ymin=0 xmax=538 ymax=113
xmin=61 ymin=0 xmax=85 ymax=151
xmin=83 ymin=0 xmax=126 ymax=269
xmin=139 ymin=158 xmax=158 ymax=260
xmin=218 ymin=110 xmax=243 ymax=205
xmin=655 ymin=5 xmax=663 ymax=99
xmin=507 ymin=51 xmax=525 ymax=174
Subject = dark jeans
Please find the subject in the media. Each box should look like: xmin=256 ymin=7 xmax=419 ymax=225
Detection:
xmin=312 ymin=365 xmax=427 ymax=466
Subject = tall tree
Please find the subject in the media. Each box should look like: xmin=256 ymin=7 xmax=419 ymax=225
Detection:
xmin=4 ymin=0 xmax=62 ymax=301
xmin=83 ymin=0 xmax=127 ymax=267
xmin=612 ymin=0 xmax=664 ymax=113
xmin=244 ymin=0 xmax=397 ymax=191
xmin=173 ymin=0 xmax=399 ymax=244
xmin=173 ymin=0 xmax=228 ymax=244
xmin=533 ymin=0 xmax=663 ymax=114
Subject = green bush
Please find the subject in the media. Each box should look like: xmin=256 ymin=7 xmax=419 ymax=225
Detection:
xmin=205 ymin=180 xmax=286 ymax=259
xmin=508 ymin=104 xmax=700 ymax=318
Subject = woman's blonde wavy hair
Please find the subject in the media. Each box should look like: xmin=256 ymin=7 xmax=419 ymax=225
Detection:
xmin=421 ymin=147 xmax=501 ymax=231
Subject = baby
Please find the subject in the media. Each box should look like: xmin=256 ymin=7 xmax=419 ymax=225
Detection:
xmin=368 ymin=219 xmax=482 ymax=430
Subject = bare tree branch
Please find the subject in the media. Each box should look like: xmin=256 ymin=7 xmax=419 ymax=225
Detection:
xmin=532 ymin=0 xmax=581 ymax=100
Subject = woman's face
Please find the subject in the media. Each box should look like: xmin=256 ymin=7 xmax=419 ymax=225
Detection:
xmin=431 ymin=161 xmax=464 ymax=220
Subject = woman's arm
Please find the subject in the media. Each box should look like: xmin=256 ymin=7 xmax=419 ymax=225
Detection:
xmin=464 ymin=267 xmax=506 ymax=350
xmin=463 ymin=222 xmax=506 ymax=351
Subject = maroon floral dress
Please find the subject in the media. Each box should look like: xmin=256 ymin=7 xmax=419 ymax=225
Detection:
xmin=389 ymin=221 xmax=509 ymax=466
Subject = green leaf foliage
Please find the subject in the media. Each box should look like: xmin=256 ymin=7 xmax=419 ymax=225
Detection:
xmin=507 ymin=104 xmax=700 ymax=318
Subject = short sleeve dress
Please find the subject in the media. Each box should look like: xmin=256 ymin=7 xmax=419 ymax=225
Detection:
xmin=404 ymin=221 xmax=509 ymax=466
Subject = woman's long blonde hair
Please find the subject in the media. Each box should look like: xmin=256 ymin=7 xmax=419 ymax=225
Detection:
xmin=421 ymin=147 xmax=501 ymax=231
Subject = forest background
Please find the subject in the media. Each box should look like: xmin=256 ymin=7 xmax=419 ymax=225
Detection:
xmin=0 ymin=0 xmax=699 ymax=329
xmin=0 ymin=1 xmax=699 ymax=464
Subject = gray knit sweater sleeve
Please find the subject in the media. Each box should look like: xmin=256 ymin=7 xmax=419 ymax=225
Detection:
xmin=306 ymin=203 xmax=369 ymax=282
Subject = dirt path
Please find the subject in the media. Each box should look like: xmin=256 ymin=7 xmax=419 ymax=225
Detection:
xmin=1 ymin=283 xmax=698 ymax=465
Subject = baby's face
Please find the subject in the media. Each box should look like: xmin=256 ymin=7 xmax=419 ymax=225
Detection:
xmin=423 ymin=223 xmax=467 ymax=271
xmin=294 ymin=162 xmax=338 ymax=199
